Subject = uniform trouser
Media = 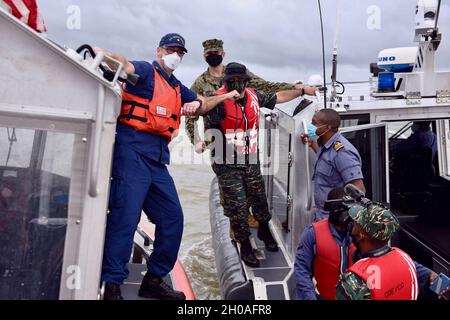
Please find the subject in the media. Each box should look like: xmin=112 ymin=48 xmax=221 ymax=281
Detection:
xmin=212 ymin=163 xmax=271 ymax=242
xmin=101 ymin=143 xmax=183 ymax=285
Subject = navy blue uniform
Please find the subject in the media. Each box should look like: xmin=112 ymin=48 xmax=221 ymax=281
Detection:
xmin=294 ymin=223 xmax=352 ymax=300
xmin=101 ymin=61 xmax=197 ymax=285
xmin=394 ymin=125 xmax=437 ymax=160
xmin=295 ymin=223 xmax=434 ymax=300
xmin=313 ymin=132 xmax=363 ymax=219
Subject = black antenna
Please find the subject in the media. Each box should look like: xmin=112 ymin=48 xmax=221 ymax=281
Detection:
xmin=318 ymin=0 xmax=327 ymax=109
xmin=435 ymin=0 xmax=441 ymax=30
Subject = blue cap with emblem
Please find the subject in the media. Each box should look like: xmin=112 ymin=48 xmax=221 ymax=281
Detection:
xmin=159 ymin=33 xmax=188 ymax=53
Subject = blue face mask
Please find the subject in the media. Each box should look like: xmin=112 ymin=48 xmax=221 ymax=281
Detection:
xmin=307 ymin=123 xmax=327 ymax=141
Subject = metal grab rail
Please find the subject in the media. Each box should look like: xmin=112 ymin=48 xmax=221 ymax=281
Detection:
xmin=302 ymin=120 xmax=313 ymax=210
xmin=87 ymin=52 xmax=124 ymax=197
xmin=88 ymin=83 xmax=105 ymax=197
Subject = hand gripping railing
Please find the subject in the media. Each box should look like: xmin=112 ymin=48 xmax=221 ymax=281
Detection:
xmin=302 ymin=120 xmax=313 ymax=210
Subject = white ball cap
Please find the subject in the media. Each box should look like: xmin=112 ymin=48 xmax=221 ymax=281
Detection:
xmin=307 ymin=74 xmax=324 ymax=87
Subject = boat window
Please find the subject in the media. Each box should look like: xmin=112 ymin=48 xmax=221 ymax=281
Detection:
xmin=340 ymin=124 xmax=387 ymax=203
xmin=340 ymin=114 xmax=370 ymax=128
xmin=387 ymin=120 xmax=440 ymax=216
xmin=0 ymin=127 xmax=74 ymax=299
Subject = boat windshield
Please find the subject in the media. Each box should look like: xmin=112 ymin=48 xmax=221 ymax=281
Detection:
xmin=0 ymin=127 xmax=74 ymax=299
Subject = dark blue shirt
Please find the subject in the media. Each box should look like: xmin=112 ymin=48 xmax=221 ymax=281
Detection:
xmin=395 ymin=127 xmax=437 ymax=161
xmin=115 ymin=61 xmax=197 ymax=164
xmin=295 ymin=222 xmax=434 ymax=300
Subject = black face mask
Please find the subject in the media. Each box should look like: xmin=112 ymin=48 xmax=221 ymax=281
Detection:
xmin=226 ymin=80 xmax=246 ymax=94
xmin=206 ymin=54 xmax=223 ymax=67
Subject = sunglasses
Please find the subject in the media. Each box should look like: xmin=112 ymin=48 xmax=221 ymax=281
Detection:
xmin=163 ymin=46 xmax=185 ymax=57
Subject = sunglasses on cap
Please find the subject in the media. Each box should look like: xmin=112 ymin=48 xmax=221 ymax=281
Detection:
xmin=163 ymin=46 xmax=185 ymax=57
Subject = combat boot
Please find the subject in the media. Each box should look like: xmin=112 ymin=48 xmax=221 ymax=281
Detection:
xmin=138 ymin=272 xmax=186 ymax=300
xmin=103 ymin=282 xmax=123 ymax=300
xmin=257 ymin=222 xmax=279 ymax=252
xmin=240 ymin=237 xmax=260 ymax=268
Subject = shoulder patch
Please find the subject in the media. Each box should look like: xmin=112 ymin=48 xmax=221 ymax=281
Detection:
xmin=334 ymin=141 xmax=344 ymax=152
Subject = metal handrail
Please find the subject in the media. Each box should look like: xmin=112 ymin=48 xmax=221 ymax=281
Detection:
xmin=302 ymin=120 xmax=312 ymax=210
xmin=88 ymin=83 xmax=105 ymax=197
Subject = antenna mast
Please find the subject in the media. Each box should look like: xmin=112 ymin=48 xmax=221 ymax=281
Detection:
xmin=331 ymin=0 xmax=341 ymax=101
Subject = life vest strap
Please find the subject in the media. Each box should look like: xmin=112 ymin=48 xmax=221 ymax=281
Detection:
xmin=122 ymin=100 xmax=149 ymax=110
xmin=120 ymin=100 xmax=149 ymax=122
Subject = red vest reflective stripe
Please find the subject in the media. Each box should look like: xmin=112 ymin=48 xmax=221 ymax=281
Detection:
xmin=214 ymin=86 xmax=260 ymax=155
xmin=312 ymin=219 xmax=356 ymax=300
xmin=347 ymin=247 xmax=419 ymax=300
xmin=119 ymin=68 xmax=182 ymax=141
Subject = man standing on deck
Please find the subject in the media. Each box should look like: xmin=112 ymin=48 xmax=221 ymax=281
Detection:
xmin=97 ymin=34 xmax=239 ymax=300
xmin=186 ymin=38 xmax=303 ymax=153
xmin=187 ymin=38 xmax=304 ymax=230
xmin=302 ymin=109 xmax=365 ymax=221
xmin=204 ymin=62 xmax=317 ymax=268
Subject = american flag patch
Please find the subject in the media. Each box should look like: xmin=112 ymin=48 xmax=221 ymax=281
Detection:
xmin=156 ymin=105 xmax=167 ymax=116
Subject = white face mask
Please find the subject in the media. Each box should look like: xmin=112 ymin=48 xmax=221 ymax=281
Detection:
xmin=162 ymin=52 xmax=181 ymax=71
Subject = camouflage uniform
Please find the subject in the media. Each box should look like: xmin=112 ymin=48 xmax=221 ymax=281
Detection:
xmin=186 ymin=39 xmax=297 ymax=146
xmin=212 ymin=163 xmax=270 ymax=241
xmin=208 ymin=88 xmax=279 ymax=242
xmin=336 ymin=204 xmax=400 ymax=300
xmin=186 ymin=39 xmax=294 ymax=239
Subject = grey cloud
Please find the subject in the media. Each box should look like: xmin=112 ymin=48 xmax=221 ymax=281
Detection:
xmin=38 ymin=0 xmax=450 ymax=85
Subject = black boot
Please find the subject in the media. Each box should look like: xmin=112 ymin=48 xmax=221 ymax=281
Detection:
xmin=103 ymin=282 xmax=123 ymax=300
xmin=240 ymin=238 xmax=260 ymax=268
xmin=138 ymin=272 xmax=186 ymax=300
xmin=257 ymin=222 xmax=279 ymax=252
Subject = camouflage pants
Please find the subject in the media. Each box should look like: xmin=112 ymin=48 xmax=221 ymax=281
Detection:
xmin=212 ymin=163 xmax=271 ymax=242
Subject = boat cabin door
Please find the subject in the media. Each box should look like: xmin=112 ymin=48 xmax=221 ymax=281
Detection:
xmin=261 ymin=100 xmax=320 ymax=262
xmin=0 ymin=9 xmax=121 ymax=300
xmin=339 ymin=122 xmax=389 ymax=204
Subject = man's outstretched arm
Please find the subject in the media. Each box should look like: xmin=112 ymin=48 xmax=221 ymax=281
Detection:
xmin=93 ymin=48 xmax=135 ymax=75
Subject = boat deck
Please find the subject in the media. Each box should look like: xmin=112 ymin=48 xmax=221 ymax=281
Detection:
xmin=239 ymin=227 xmax=293 ymax=300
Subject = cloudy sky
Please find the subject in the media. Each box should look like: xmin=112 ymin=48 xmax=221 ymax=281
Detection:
xmin=38 ymin=0 xmax=450 ymax=87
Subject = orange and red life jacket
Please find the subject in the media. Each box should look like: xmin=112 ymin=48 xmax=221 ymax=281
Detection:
xmin=214 ymin=87 xmax=260 ymax=155
xmin=119 ymin=67 xmax=182 ymax=142
xmin=347 ymin=247 xmax=419 ymax=300
xmin=312 ymin=219 xmax=356 ymax=300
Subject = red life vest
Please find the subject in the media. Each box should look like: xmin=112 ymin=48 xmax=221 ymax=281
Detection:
xmin=347 ymin=247 xmax=418 ymax=300
xmin=312 ymin=219 xmax=356 ymax=300
xmin=214 ymin=86 xmax=260 ymax=155
xmin=119 ymin=67 xmax=182 ymax=142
